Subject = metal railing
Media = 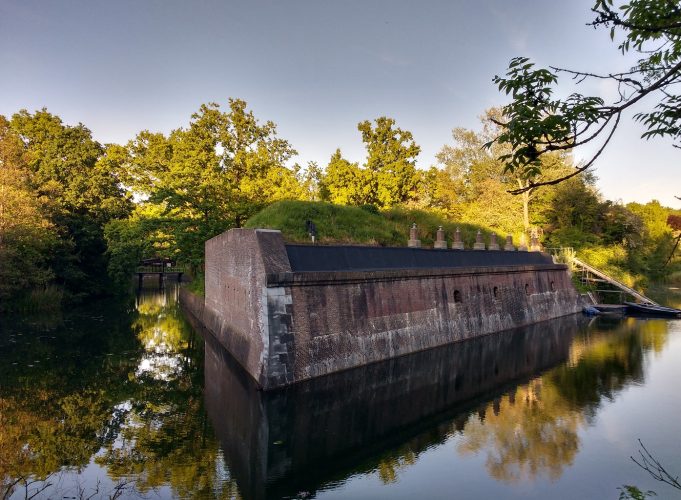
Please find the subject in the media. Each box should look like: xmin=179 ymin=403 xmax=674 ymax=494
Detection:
xmin=543 ymin=247 xmax=656 ymax=305
xmin=136 ymin=266 xmax=186 ymax=274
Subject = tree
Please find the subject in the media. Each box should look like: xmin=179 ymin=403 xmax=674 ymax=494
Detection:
xmin=324 ymin=149 xmax=374 ymax=205
xmin=318 ymin=118 xmax=420 ymax=209
xmin=414 ymin=166 xmax=462 ymax=218
xmin=435 ymin=109 xmax=574 ymax=236
xmin=118 ymin=100 xmax=300 ymax=272
xmin=299 ymin=161 xmax=330 ymax=201
xmin=8 ymin=110 xmax=131 ymax=297
xmin=491 ymin=0 xmax=681 ymax=193
xmin=358 ymin=117 xmax=421 ymax=208
xmin=0 ymin=116 xmax=56 ymax=305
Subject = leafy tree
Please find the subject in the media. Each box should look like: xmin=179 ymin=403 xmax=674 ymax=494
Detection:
xmin=317 ymin=119 xmax=420 ymax=210
xmin=8 ymin=110 xmax=131 ymax=297
xmin=103 ymin=206 xmax=178 ymax=289
xmin=543 ymin=177 xmax=605 ymax=247
xmin=434 ymin=109 xmax=574 ymax=236
xmin=358 ymin=117 xmax=421 ymax=208
xmin=413 ymin=166 xmax=462 ymax=218
xmin=626 ymin=200 xmax=680 ymax=276
xmin=0 ymin=116 xmax=56 ymax=305
xmin=324 ymin=148 xmax=374 ymax=205
xmin=118 ymin=100 xmax=300 ymax=273
xmin=491 ymin=0 xmax=681 ymax=192
xmin=299 ymin=161 xmax=330 ymax=201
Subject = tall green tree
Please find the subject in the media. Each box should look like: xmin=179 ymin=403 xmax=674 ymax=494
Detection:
xmin=324 ymin=149 xmax=374 ymax=205
xmin=358 ymin=117 xmax=421 ymax=208
xmin=413 ymin=166 xmax=461 ymax=218
xmin=118 ymin=99 xmax=300 ymax=272
xmin=299 ymin=161 xmax=329 ymax=202
xmin=5 ymin=110 xmax=129 ymax=298
xmin=0 ymin=116 xmax=56 ymax=305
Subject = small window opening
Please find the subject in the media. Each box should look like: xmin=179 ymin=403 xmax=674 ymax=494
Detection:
xmin=493 ymin=286 xmax=499 ymax=298
xmin=550 ymin=281 xmax=555 ymax=291
xmin=454 ymin=290 xmax=462 ymax=303
xmin=525 ymin=283 xmax=530 ymax=295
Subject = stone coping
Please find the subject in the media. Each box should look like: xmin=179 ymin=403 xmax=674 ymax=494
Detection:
xmin=266 ymin=263 xmax=568 ymax=287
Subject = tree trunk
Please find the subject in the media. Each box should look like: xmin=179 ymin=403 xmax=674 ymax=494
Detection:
xmin=517 ymin=179 xmax=530 ymax=235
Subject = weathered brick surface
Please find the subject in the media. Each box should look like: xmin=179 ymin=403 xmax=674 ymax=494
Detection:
xmin=202 ymin=228 xmax=580 ymax=389
xmin=204 ymin=228 xmax=292 ymax=388
xmin=282 ymin=265 xmax=578 ymax=382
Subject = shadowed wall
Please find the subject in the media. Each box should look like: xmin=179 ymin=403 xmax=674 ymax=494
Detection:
xmin=192 ymin=228 xmax=580 ymax=389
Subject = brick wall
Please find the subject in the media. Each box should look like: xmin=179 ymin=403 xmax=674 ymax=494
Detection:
xmin=201 ymin=228 xmax=580 ymax=389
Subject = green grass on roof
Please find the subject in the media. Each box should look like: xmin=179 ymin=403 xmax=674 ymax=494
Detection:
xmin=244 ymin=200 xmax=499 ymax=248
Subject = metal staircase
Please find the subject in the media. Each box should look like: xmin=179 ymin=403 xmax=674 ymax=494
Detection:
xmin=571 ymin=257 xmax=658 ymax=305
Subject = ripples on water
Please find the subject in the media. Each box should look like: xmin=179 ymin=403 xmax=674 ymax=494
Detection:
xmin=1 ymin=284 xmax=680 ymax=499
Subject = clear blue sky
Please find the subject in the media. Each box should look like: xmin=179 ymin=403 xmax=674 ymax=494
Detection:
xmin=1 ymin=0 xmax=677 ymax=208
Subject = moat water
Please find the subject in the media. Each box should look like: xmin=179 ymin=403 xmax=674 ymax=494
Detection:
xmin=1 ymin=284 xmax=681 ymax=499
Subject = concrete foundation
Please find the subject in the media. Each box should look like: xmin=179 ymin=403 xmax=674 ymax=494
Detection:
xmin=196 ymin=228 xmax=580 ymax=390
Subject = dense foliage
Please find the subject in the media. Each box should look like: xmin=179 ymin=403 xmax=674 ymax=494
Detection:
xmin=0 ymin=111 xmax=130 ymax=308
xmin=2 ymin=98 xmax=680 ymax=309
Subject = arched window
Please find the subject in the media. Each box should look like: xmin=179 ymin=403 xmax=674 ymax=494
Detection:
xmin=525 ymin=284 xmax=530 ymax=295
xmin=493 ymin=286 xmax=499 ymax=298
xmin=454 ymin=290 xmax=462 ymax=303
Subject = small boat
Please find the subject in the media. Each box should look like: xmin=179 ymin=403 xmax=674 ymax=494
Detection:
xmin=623 ymin=301 xmax=681 ymax=318
xmin=593 ymin=304 xmax=627 ymax=314
xmin=582 ymin=306 xmax=601 ymax=316
xmin=583 ymin=304 xmax=627 ymax=317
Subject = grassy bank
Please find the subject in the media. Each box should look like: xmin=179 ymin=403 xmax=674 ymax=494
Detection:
xmin=1 ymin=285 xmax=64 ymax=314
xmin=241 ymin=200 xmax=681 ymax=301
xmin=244 ymin=200 xmax=498 ymax=247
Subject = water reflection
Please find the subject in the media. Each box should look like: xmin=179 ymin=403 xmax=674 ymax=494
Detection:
xmin=0 ymin=285 xmax=238 ymax=499
xmin=202 ymin=314 xmax=676 ymax=499
xmin=1 ymin=288 xmax=678 ymax=499
xmin=134 ymin=286 xmax=191 ymax=380
xmin=456 ymin=317 xmax=671 ymax=486
xmin=647 ymin=284 xmax=681 ymax=309
xmin=201 ymin=316 xmax=577 ymax=498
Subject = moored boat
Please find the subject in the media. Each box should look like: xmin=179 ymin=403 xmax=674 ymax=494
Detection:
xmin=623 ymin=301 xmax=681 ymax=318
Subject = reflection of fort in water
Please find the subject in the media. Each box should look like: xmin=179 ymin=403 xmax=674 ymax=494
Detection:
xmin=196 ymin=313 xmax=601 ymax=499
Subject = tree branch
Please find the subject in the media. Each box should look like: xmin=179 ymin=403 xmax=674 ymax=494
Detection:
xmin=631 ymin=439 xmax=681 ymax=491
xmin=508 ymin=112 xmax=621 ymax=194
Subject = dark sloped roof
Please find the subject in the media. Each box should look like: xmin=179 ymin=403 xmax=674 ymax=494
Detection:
xmin=285 ymin=245 xmax=554 ymax=272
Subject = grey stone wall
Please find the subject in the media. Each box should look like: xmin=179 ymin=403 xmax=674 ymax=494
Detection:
xmin=201 ymin=228 xmax=581 ymax=389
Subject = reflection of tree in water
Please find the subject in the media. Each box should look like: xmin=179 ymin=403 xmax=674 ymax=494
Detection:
xmin=457 ymin=381 xmax=582 ymax=482
xmin=0 ymin=287 xmax=240 ymax=499
xmin=133 ymin=288 xmax=194 ymax=380
xmin=0 ymin=390 xmax=111 ymax=493
xmin=456 ymin=319 xmax=670 ymax=484
xmin=550 ymin=319 xmax=666 ymax=415
xmin=375 ymin=444 xmax=418 ymax=484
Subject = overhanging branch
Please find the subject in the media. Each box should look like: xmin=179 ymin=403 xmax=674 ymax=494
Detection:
xmin=507 ymin=112 xmax=621 ymax=194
